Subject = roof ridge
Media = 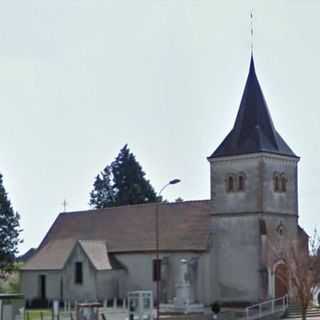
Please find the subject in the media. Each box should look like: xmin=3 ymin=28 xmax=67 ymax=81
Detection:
xmin=60 ymin=199 xmax=211 ymax=216
xmin=31 ymin=199 xmax=211 ymax=258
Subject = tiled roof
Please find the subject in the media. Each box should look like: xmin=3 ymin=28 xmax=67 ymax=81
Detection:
xmin=39 ymin=200 xmax=211 ymax=254
xmin=17 ymin=248 xmax=37 ymax=263
xmin=23 ymin=201 xmax=211 ymax=270
xmin=22 ymin=239 xmax=118 ymax=271
xmin=79 ymin=240 xmax=112 ymax=270
xmin=209 ymin=56 xmax=298 ymax=159
xmin=21 ymin=238 xmax=76 ymax=270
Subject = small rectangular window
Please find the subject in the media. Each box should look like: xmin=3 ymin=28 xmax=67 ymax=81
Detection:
xmin=75 ymin=262 xmax=83 ymax=284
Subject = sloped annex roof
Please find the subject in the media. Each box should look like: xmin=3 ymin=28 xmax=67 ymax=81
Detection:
xmin=39 ymin=200 xmax=211 ymax=253
xmin=79 ymin=240 xmax=113 ymax=271
xmin=22 ymin=239 xmax=117 ymax=271
xmin=209 ymin=56 xmax=298 ymax=159
xmin=21 ymin=238 xmax=76 ymax=270
xmin=17 ymin=248 xmax=37 ymax=263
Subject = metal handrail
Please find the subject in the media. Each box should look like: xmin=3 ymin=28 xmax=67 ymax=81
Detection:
xmin=245 ymin=294 xmax=288 ymax=320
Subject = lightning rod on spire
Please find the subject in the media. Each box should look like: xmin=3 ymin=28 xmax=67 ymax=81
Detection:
xmin=62 ymin=199 xmax=68 ymax=212
xmin=250 ymin=10 xmax=254 ymax=55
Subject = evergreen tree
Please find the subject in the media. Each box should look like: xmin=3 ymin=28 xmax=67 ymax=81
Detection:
xmin=89 ymin=165 xmax=115 ymax=208
xmin=0 ymin=174 xmax=21 ymax=278
xmin=89 ymin=145 xmax=157 ymax=208
xmin=112 ymin=145 xmax=157 ymax=206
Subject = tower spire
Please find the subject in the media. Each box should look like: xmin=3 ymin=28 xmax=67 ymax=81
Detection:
xmin=208 ymin=58 xmax=297 ymax=159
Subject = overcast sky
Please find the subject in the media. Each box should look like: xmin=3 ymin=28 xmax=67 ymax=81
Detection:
xmin=0 ymin=1 xmax=318 ymax=253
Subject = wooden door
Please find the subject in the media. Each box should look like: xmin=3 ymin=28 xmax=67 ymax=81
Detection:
xmin=275 ymin=264 xmax=288 ymax=298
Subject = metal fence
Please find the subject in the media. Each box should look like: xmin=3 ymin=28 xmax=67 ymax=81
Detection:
xmin=245 ymin=295 xmax=288 ymax=320
xmin=18 ymin=311 xmax=75 ymax=320
xmin=17 ymin=308 xmax=127 ymax=320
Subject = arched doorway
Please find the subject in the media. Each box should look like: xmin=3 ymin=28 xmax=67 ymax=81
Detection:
xmin=274 ymin=263 xmax=288 ymax=298
xmin=312 ymin=287 xmax=320 ymax=306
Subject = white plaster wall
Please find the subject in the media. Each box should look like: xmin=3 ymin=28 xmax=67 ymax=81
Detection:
xmin=96 ymin=270 xmax=125 ymax=300
xmin=22 ymin=251 xmax=207 ymax=303
xmin=62 ymin=244 xmax=97 ymax=301
xmin=114 ymin=252 xmax=203 ymax=303
xmin=21 ymin=271 xmax=61 ymax=301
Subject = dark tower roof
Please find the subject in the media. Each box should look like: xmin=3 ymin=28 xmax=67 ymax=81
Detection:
xmin=209 ymin=56 xmax=298 ymax=159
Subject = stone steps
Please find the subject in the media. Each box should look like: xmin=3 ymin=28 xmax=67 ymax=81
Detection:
xmin=286 ymin=305 xmax=320 ymax=319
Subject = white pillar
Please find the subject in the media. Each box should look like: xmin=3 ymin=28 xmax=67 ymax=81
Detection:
xmin=267 ymin=268 xmax=273 ymax=298
xmin=270 ymin=270 xmax=275 ymax=298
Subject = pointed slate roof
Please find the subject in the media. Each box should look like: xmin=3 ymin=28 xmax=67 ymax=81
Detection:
xmin=209 ymin=57 xmax=298 ymax=159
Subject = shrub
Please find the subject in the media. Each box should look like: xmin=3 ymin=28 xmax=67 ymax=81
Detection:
xmin=210 ymin=301 xmax=221 ymax=314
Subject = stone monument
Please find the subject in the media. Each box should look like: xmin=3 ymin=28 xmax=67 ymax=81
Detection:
xmin=173 ymin=259 xmax=203 ymax=313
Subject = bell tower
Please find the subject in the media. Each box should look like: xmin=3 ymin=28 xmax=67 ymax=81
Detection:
xmin=206 ymin=57 xmax=299 ymax=303
xmin=208 ymin=57 xmax=299 ymax=216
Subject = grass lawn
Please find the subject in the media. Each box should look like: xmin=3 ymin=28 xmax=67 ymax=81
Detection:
xmin=25 ymin=309 xmax=52 ymax=320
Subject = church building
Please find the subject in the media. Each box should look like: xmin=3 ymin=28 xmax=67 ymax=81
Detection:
xmin=21 ymin=57 xmax=306 ymax=306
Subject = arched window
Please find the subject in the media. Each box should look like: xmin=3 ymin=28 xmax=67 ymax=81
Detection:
xmin=280 ymin=174 xmax=287 ymax=192
xmin=225 ymin=173 xmax=246 ymax=193
xmin=226 ymin=175 xmax=235 ymax=193
xmin=238 ymin=174 xmax=245 ymax=191
xmin=273 ymin=172 xmax=287 ymax=193
xmin=273 ymin=173 xmax=280 ymax=192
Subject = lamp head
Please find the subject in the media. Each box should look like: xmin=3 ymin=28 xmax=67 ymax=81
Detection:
xmin=169 ymin=179 xmax=181 ymax=185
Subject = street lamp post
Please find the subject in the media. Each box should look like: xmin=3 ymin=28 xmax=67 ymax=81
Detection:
xmin=154 ymin=179 xmax=181 ymax=320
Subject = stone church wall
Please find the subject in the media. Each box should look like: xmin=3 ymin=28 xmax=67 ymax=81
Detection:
xmin=210 ymin=215 xmax=261 ymax=303
xmin=261 ymin=155 xmax=298 ymax=215
xmin=208 ymin=150 xmax=299 ymax=303
xmin=210 ymin=155 xmax=262 ymax=214
xmin=196 ymin=252 xmax=213 ymax=305
xmin=209 ymin=153 xmax=299 ymax=216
